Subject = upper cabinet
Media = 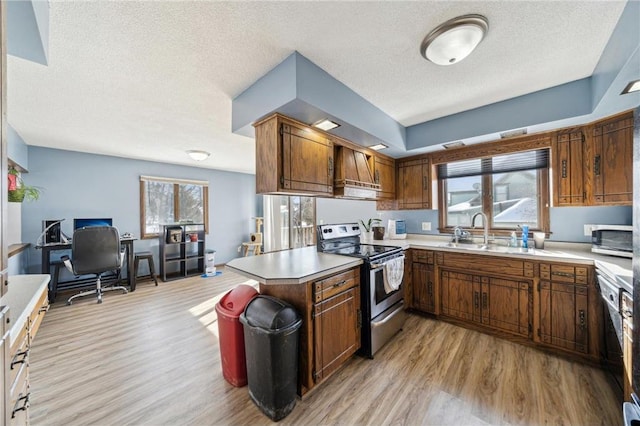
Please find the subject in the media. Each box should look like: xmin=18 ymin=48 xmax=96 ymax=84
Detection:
xmin=397 ymin=158 xmax=431 ymax=209
xmin=254 ymin=114 xmax=334 ymax=196
xmin=590 ymin=113 xmax=633 ymax=205
xmin=553 ymin=128 xmax=586 ymax=206
xmin=373 ymin=156 xmax=395 ymax=200
xmin=551 ymin=111 xmax=633 ymax=207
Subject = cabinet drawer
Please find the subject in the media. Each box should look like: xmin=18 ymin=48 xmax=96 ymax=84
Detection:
xmin=412 ymin=250 xmax=433 ymax=264
xmin=541 ymin=264 xmax=588 ymax=284
xmin=314 ymin=269 xmax=357 ymax=303
xmin=10 ymin=362 xmax=29 ymax=424
xmin=9 ymin=323 xmax=29 ymax=389
xmin=29 ymin=287 xmax=50 ymax=342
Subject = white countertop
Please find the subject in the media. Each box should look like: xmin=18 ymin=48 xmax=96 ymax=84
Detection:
xmin=226 ymin=246 xmax=363 ymax=285
xmin=3 ymin=274 xmax=50 ymax=342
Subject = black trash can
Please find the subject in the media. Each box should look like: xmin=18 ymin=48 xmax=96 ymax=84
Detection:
xmin=239 ymin=295 xmax=301 ymax=421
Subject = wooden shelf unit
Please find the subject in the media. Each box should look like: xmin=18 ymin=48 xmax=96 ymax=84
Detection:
xmin=159 ymin=223 xmax=206 ymax=282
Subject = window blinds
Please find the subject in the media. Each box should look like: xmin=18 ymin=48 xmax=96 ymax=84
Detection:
xmin=437 ymin=149 xmax=549 ymax=180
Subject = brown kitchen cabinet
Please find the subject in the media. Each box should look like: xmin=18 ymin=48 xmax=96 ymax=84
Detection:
xmin=537 ymin=263 xmax=595 ymax=356
xmin=440 ymin=269 xmax=532 ymax=338
xmin=591 ymin=112 xmax=633 ymax=205
xmin=254 ymin=114 xmax=334 ymax=196
xmin=259 ymin=266 xmax=361 ymax=396
xmin=397 ymin=158 xmax=431 ymax=209
xmin=408 ymin=250 xmax=436 ymax=314
xmin=553 ymin=128 xmax=586 ymax=206
xmin=333 ymin=144 xmax=379 ymax=199
xmin=373 ymin=156 xmax=396 ymax=200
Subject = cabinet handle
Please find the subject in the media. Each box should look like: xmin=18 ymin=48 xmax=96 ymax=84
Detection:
xmin=474 ymin=291 xmax=479 ymax=309
xmin=11 ymin=392 xmax=30 ymax=418
xmin=594 ymin=155 xmax=601 ymax=176
xmin=11 ymin=349 xmax=29 ymax=369
xmin=374 ymin=169 xmax=380 ymax=184
xmin=578 ymin=309 xmax=586 ymax=330
xmin=332 ymin=280 xmax=347 ymax=288
xmin=561 ymin=160 xmax=567 ymax=179
xmin=482 ymin=292 xmax=488 ymax=310
xmin=328 ymin=157 xmax=334 ymax=177
xmin=427 ymin=282 xmax=433 ymax=296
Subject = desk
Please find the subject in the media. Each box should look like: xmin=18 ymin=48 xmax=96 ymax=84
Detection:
xmin=36 ymin=238 xmax=135 ymax=299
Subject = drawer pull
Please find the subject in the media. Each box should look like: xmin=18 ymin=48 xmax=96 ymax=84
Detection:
xmin=11 ymin=349 xmax=29 ymax=369
xmin=332 ymin=280 xmax=347 ymax=288
xmin=11 ymin=392 xmax=30 ymax=418
xmin=551 ymin=271 xmax=575 ymax=278
xmin=578 ymin=310 xmax=586 ymax=330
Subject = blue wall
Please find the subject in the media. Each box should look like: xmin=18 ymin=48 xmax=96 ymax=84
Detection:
xmin=21 ymin=147 xmax=257 ymax=273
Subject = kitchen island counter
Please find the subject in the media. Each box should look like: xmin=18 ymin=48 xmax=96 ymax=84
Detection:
xmin=226 ymin=246 xmax=362 ymax=285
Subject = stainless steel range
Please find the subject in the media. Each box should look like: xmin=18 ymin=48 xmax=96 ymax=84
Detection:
xmin=317 ymin=223 xmax=407 ymax=358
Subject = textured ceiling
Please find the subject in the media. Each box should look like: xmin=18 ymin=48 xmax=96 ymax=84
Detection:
xmin=7 ymin=1 xmax=627 ymax=174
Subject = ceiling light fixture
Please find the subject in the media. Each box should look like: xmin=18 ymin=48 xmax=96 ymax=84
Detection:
xmin=500 ymin=128 xmax=528 ymax=139
xmin=369 ymin=143 xmax=388 ymax=151
xmin=187 ymin=150 xmax=210 ymax=161
xmin=420 ymin=14 xmax=489 ymax=66
xmin=443 ymin=141 xmax=465 ymax=149
xmin=621 ymin=79 xmax=640 ymax=95
xmin=313 ymin=119 xmax=341 ymax=131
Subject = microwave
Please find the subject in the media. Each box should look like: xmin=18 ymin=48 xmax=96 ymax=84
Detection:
xmin=591 ymin=224 xmax=632 ymax=258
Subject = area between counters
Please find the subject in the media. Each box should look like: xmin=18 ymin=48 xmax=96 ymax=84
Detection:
xmin=4 ymin=274 xmax=50 ymax=342
xmin=226 ymin=246 xmax=363 ymax=285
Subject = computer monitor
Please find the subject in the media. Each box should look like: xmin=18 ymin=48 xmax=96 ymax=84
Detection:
xmin=73 ymin=218 xmax=113 ymax=231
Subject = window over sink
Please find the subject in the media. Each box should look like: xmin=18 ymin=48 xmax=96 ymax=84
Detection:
xmin=437 ymin=149 xmax=550 ymax=235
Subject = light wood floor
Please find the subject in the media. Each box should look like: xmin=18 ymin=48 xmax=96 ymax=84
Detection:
xmin=29 ymin=268 xmax=622 ymax=425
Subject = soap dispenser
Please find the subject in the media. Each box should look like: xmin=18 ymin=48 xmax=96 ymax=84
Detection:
xmin=521 ymin=225 xmax=529 ymax=250
xmin=509 ymin=231 xmax=517 ymax=248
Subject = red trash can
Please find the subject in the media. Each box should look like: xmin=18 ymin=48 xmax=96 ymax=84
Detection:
xmin=215 ymin=284 xmax=258 ymax=386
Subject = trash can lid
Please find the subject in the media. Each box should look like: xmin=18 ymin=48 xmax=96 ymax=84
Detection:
xmin=218 ymin=285 xmax=258 ymax=316
xmin=243 ymin=295 xmax=299 ymax=330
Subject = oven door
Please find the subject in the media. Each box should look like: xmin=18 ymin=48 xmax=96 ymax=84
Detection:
xmin=369 ymin=255 xmax=405 ymax=319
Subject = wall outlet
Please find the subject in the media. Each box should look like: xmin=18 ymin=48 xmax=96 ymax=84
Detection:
xmin=583 ymin=224 xmax=595 ymax=236
xmin=422 ymin=222 xmax=431 ymax=231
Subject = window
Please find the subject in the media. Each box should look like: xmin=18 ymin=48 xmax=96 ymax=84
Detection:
xmin=140 ymin=176 xmax=209 ymax=238
xmin=263 ymin=195 xmax=316 ymax=252
xmin=437 ymin=149 xmax=549 ymax=234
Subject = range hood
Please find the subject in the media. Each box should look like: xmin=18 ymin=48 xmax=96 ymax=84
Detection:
xmin=333 ymin=146 xmax=381 ymax=200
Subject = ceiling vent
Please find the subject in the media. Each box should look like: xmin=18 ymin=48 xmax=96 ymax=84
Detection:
xmin=500 ymin=128 xmax=528 ymax=139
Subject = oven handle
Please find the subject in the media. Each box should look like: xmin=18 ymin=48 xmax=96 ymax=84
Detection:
xmin=371 ymin=301 xmax=404 ymax=328
xmin=370 ymin=254 xmax=405 ymax=270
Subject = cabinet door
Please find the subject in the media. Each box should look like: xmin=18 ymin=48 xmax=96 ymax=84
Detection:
xmin=440 ymin=270 xmax=474 ymax=321
xmin=313 ymin=286 xmax=360 ymax=383
xmin=483 ymin=277 xmax=531 ymax=337
xmin=539 ymin=281 xmax=588 ymax=354
xmin=553 ymin=130 xmax=585 ymax=206
xmin=374 ymin=156 xmax=396 ymax=200
xmin=397 ymin=159 xmax=430 ymax=209
xmin=282 ymin=123 xmax=334 ymax=195
xmin=592 ymin=115 xmax=633 ymax=205
xmin=411 ymin=261 xmax=435 ymax=314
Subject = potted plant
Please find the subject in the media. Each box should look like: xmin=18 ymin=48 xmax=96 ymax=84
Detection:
xmin=359 ymin=218 xmax=381 ymax=241
xmin=8 ymin=167 xmax=42 ymax=202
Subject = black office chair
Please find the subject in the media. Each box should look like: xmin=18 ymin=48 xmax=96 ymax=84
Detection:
xmin=62 ymin=226 xmax=128 ymax=305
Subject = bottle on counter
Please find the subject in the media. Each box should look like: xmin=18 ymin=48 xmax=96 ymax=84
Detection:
xmin=521 ymin=225 xmax=529 ymax=249
xmin=509 ymin=231 xmax=517 ymax=248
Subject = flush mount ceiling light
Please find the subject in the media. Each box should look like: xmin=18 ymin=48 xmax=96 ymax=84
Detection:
xmin=621 ymin=79 xmax=640 ymax=95
xmin=187 ymin=150 xmax=210 ymax=161
xmin=369 ymin=143 xmax=388 ymax=151
xmin=313 ymin=119 xmax=341 ymax=131
xmin=420 ymin=14 xmax=489 ymax=66
xmin=500 ymin=128 xmax=528 ymax=139
xmin=442 ymin=141 xmax=465 ymax=149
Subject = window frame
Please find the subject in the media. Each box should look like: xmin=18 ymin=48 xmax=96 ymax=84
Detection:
xmin=433 ymin=135 xmax=551 ymax=237
xmin=140 ymin=176 xmax=209 ymax=239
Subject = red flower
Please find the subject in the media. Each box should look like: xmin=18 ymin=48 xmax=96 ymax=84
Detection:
xmin=7 ymin=174 xmax=17 ymax=191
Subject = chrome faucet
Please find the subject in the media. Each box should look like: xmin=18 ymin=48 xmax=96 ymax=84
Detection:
xmin=471 ymin=212 xmax=489 ymax=246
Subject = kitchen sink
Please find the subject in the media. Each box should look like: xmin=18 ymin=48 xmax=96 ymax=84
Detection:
xmin=438 ymin=242 xmax=531 ymax=255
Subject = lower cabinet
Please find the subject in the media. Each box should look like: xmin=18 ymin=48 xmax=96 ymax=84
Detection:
xmin=440 ymin=269 xmax=531 ymax=338
xmin=259 ymin=267 xmax=361 ymax=396
xmin=417 ymin=250 xmax=602 ymax=362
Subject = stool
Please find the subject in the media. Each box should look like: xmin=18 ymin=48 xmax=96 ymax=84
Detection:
xmin=241 ymin=242 xmax=261 ymax=256
xmin=133 ymin=252 xmax=158 ymax=291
